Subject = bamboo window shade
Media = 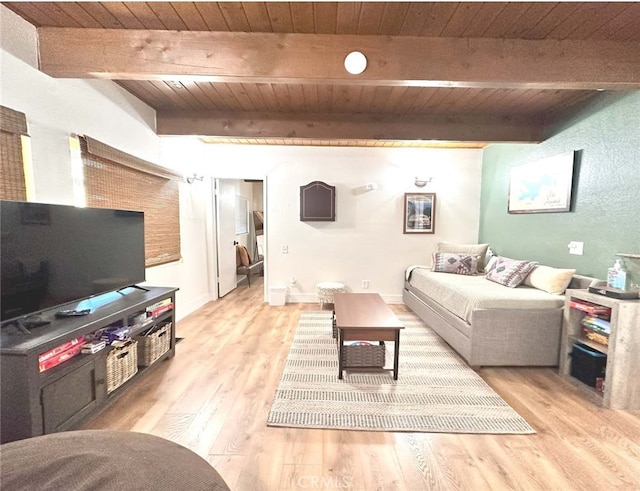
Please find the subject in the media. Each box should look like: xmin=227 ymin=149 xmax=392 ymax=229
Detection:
xmin=1 ymin=106 xmax=28 ymax=201
xmin=80 ymin=136 xmax=183 ymax=267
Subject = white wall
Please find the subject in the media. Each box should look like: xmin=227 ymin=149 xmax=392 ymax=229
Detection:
xmin=269 ymin=146 xmax=482 ymax=302
xmin=161 ymin=140 xmax=483 ymax=303
xmin=0 ymin=6 xmax=211 ymax=320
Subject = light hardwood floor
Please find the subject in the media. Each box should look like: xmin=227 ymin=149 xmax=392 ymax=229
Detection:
xmin=82 ymin=278 xmax=640 ymax=490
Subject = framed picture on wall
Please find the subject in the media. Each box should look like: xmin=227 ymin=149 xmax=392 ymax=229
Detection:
xmin=508 ymin=151 xmax=575 ymax=214
xmin=403 ymin=193 xmax=436 ymax=234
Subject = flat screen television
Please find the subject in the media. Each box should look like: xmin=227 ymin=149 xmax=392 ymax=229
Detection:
xmin=1 ymin=200 xmax=146 ymax=323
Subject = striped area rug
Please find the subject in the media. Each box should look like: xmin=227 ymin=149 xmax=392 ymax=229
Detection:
xmin=267 ymin=311 xmax=535 ymax=434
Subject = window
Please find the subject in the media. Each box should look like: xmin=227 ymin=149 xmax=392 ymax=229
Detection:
xmin=0 ymin=106 xmax=30 ymax=201
xmin=78 ymin=136 xmax=183 ymax=267
xmin=235 ymin=195 xmax=249 ymax=235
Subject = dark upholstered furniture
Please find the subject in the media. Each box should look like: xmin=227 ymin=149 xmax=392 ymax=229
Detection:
xmin=0 ymin=430 xmax=230 ymax=490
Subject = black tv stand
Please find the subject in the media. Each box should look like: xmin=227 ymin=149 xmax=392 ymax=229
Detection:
xmin=23 ymin=319 xmax=52 ymax=329
xmin=0 ymin=286 xmax=178 ymax=443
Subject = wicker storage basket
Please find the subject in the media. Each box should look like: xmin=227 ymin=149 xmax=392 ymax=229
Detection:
xmin=134 ymin=322 xmax=172 ymax=367
xmin=342 ymin=341 xmax=385 ymax=368
xmin=106 ymin=339 xmax=138 ymax=393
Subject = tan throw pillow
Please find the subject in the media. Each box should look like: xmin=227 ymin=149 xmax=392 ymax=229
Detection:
xmin=237 ymin=245 xmax=251 ymax=267
xmin=524 ymin=265 xmax=576 ymax=295
xmin=438 ymin=242 xmax=490 ymax=272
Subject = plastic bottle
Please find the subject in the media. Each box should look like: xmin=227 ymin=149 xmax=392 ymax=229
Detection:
xmin=607 ymin=260 xmax=620 ymax=288
xmin=615 ymin=260 xmax=627 ymax=290
xmin=607 ymin=259 xmax=627 ymax=290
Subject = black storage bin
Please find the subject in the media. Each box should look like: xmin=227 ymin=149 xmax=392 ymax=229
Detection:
xmin=570 ymin=342 xmax=607 ymax=388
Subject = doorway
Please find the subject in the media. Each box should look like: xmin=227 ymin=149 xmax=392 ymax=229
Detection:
xmin=213 ymin=178 xmax=265 ymax=298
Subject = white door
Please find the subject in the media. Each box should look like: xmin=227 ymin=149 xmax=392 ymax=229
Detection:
xmin=215 ymin=179 xmax=238 ymax=297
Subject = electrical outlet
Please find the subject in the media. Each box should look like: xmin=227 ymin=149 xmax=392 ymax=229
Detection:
xmin=290 ymin=276 xmax=296 ymax=285
xmin=362 ymin=280 xmax=370 ymax=289
xmin=282 ymin=245 xmax=288 ymax=254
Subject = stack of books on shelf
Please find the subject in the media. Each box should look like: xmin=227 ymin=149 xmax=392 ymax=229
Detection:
xmin=581 ymin=316 xmax=610 ymax=346
xmin=38 ymin=336 xmax=85 ymax=372
xmin=146 ymin=298 xmax=173 ymax=318
xmin=570 ymin=299 xmax=611 ymax=348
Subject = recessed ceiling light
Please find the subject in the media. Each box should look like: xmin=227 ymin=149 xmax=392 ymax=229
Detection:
xmin=344 ymin=51 xmax=367 ymax=75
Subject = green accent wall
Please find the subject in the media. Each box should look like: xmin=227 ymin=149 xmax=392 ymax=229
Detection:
xmin=479 ymin=91 xmax=640 ymax=280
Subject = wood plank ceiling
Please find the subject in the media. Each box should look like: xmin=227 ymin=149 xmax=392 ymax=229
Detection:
xmin=4 ymin=2 xmax=640 ymax=146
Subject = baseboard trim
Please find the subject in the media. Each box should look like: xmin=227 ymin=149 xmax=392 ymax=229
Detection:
xmin=178 ymin=292 xmax=210 ymax=321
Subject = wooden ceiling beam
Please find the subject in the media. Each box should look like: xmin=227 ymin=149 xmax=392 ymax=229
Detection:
xmin=156 ymin=111 xmax=544 ymax=142
xmin=37 ymin=28 xmax=640 ymax=90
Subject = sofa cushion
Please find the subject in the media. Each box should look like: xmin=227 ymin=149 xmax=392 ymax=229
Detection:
xmin=438 ymin=242 xmax=489 ymax=271
xmin=432 ymin=252 xmax=479 ymax=276
xmin=524 ymin=265 xmax=576 ymax=295
xmin=485 ymin=256 xmax=538 ymax=288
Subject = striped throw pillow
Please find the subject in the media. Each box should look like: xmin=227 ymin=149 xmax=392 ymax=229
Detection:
xmin=485 ymin=256 xmax=537 ymax=288
xmin=432 ymin=252 xmax=479 ymax=276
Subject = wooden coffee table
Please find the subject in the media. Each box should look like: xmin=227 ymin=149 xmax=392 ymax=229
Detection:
xmin=333 ymin=293 xmax=404 ymax=380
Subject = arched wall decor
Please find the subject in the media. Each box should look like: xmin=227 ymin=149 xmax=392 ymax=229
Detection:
xmin=300 ymin=181 xmax=336 ymax=222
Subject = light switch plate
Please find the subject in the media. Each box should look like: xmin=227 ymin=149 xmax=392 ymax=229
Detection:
xmin=568 ymin=241 xmax=584 ymax=255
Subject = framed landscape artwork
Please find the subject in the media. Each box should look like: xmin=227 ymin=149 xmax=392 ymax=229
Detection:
xmin=508 ymin=151 xmax=576 ymax=214
xmin=403 ymin=193 xmax=436 ymax=234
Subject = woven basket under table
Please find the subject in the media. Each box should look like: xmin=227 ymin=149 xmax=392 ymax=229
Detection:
xmin=341 ymin=342 xmax=385 ymax=368
xmin=134 ymin=322 xmax=172 ymax=367
xmin=106 ymin=339 xmax=138 ymax=394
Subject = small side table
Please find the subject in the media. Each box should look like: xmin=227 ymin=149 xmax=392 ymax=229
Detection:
xmin=315 ymin=282 xmax=345 ymax=309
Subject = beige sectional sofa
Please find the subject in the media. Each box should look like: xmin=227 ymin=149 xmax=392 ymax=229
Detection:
xmin=403 ymin=267 xmax=599 ymax=367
